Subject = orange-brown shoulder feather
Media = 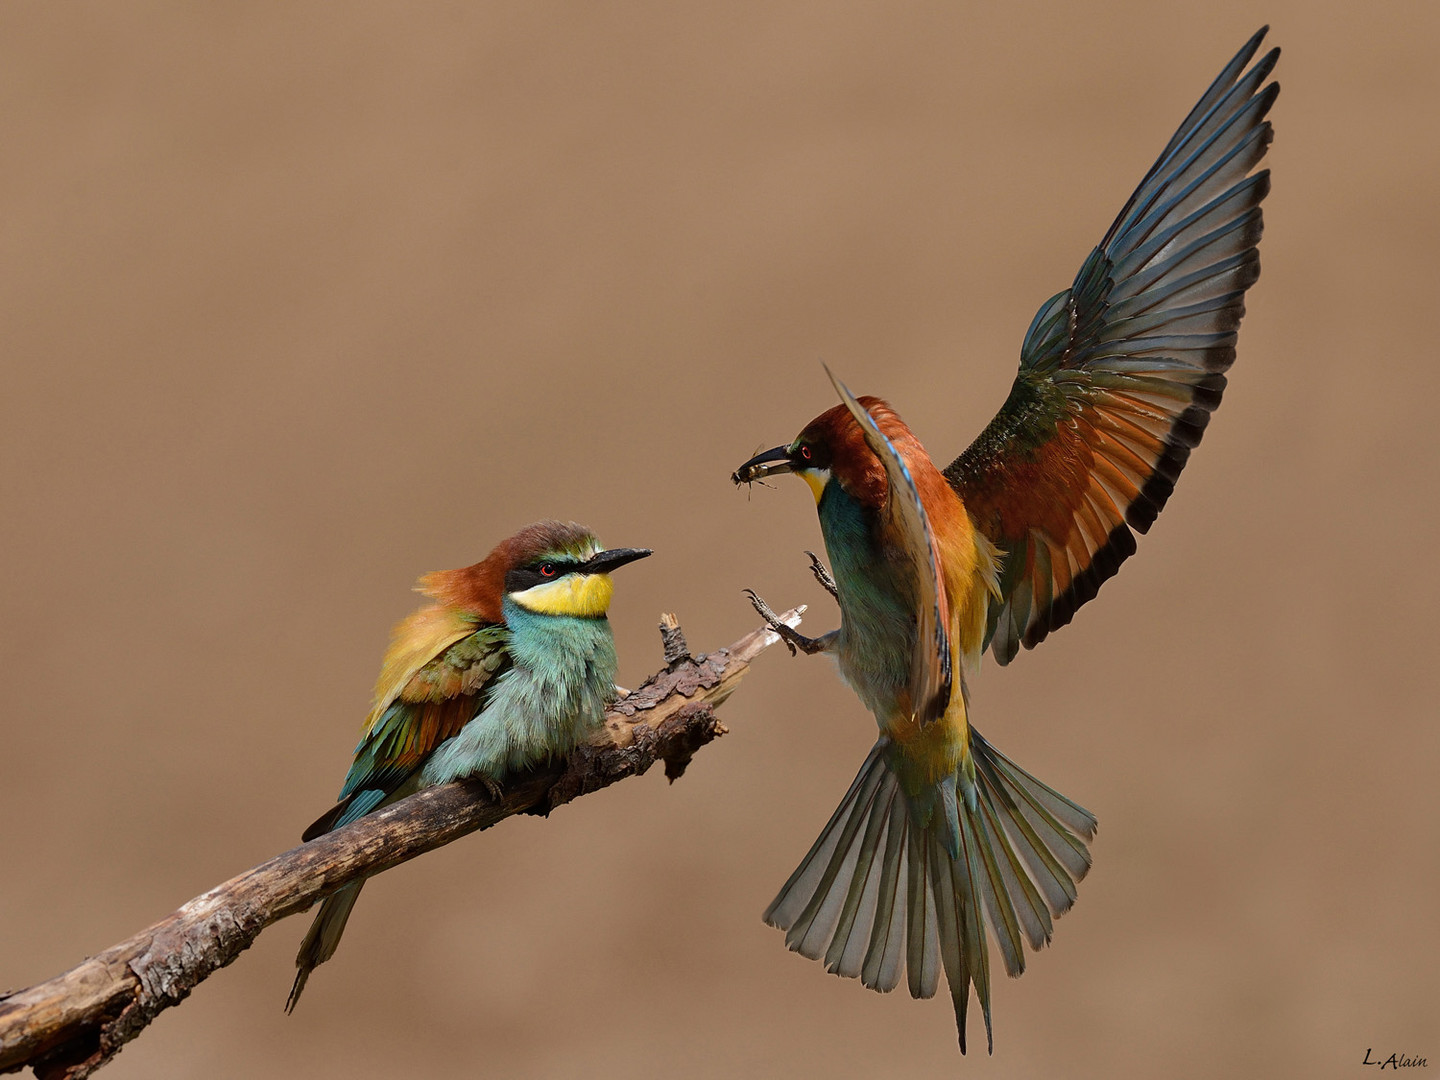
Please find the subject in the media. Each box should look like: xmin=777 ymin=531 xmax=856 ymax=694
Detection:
xmin=362 ymin=604 xmax=482 ymax=735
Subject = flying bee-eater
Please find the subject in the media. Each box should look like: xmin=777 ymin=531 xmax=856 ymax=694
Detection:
xmin=732 ymin=29 xmax=1278 ymax=1052
xmin=286 ymin=520 xmax=651 ymax=1012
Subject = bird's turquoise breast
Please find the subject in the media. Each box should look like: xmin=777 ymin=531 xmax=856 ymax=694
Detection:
xmin=818 ymin=481 xmax=918 ymax=725
xmin=420 ymin=600 xmax=617 ymax=784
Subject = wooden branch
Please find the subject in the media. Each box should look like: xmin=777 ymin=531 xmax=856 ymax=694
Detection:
xmin=0 ymin=607 xmax=804 ymax=1080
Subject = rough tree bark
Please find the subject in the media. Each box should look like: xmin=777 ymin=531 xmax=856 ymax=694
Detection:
xmin=0 ymin=607 xmax=803 ymax=1080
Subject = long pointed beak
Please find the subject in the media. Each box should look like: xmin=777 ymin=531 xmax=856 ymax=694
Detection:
xmin=583 ymin=547 xmax=652 ymax=574
xmin=732 ymin=445 xmax=793 ymax=485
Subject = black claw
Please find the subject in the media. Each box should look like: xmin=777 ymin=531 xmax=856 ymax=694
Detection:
xmin=744 ymin=588 xmax=798 ymax=654
xmin=479 ymin=775 xmax=504 ymax=802
xmin=745 ymin=588 xmax=829 ymax=655
xmin=804 ymin=551 xmax=839 ymax=600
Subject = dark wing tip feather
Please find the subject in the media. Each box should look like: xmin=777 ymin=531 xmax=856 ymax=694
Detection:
xmin=1023 ymin=522 xmax=1138 ymax=650
xmin=301 ymin=799 xmax=350 ymax=842
xmin=1128 ymin=403 xmax=1218 ymax=530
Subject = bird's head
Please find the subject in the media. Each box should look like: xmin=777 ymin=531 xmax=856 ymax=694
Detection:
xmin=732 ymin=395 xmax=923 ymax=509
xmin=417 ymin=521 xmax=650 ymax=621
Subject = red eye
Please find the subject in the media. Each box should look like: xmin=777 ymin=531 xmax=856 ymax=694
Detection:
xmin=540 ymin=564 xmax=556 ymax=577
xmin=800 ymin=445 xmax=812 ymax=461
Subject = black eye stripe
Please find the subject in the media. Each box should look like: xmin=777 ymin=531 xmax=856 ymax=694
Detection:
xmin=792 ymin=441 xmax=830 ymax=469
xmin=505 ymin=560 xmax=580 ymax=593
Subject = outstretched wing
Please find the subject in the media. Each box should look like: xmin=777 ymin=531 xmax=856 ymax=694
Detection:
xmin=944 ymin=27 xmax=1278 ymax=665
xmin=827 ymin=366 xmax=953 ymax=726
xmin=302 ymin=609 xmax=511 ymax=840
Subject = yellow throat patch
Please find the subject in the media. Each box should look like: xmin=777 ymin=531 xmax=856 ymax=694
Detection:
xmin=512 ymin=573 xmax=614 ymax=618
xmin=797 ymin=467 xmax=831 ymax=504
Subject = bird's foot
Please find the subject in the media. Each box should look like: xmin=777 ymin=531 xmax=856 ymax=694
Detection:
xmin=744 ymin=589 xmax=828 ymax=655
xmin=476 ymin=774 xmax=505 ymax=802
xmin=804 ymin=551 xmax=839 ymax=600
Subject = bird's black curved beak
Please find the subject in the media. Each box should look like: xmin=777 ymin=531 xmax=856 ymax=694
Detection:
xmin=584 ymin=547 xmax=652 ymax=573
xmin=732 ymin=445 xmax=793 ymax=485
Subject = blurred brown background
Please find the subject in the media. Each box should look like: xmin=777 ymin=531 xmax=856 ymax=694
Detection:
xmin=2 ymin=4 xmax=1436 ymax=1078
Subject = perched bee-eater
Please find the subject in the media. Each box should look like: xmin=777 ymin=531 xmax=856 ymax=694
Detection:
xmin=733 ymin=29 xmax=1277 ymax=1052
xmin=286 ymin=520 xmax=650 ymax=1011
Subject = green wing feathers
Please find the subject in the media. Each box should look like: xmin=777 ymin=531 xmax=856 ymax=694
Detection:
xmin=291 ymin=618 xmax=512 ymax=1009
xmin=827 ymin=368 xmax=953 ymax=726
xmin=300 ymin=621 xmax=511 ymax=841
xmin=945 ymin=28 xmax=1278 ymax=665
xmin=341 ymin=623 xmax=510 ymax=801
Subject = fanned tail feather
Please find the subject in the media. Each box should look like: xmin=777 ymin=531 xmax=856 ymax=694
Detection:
xmin=764 ymin=733 xmax=1096 ymax=1052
